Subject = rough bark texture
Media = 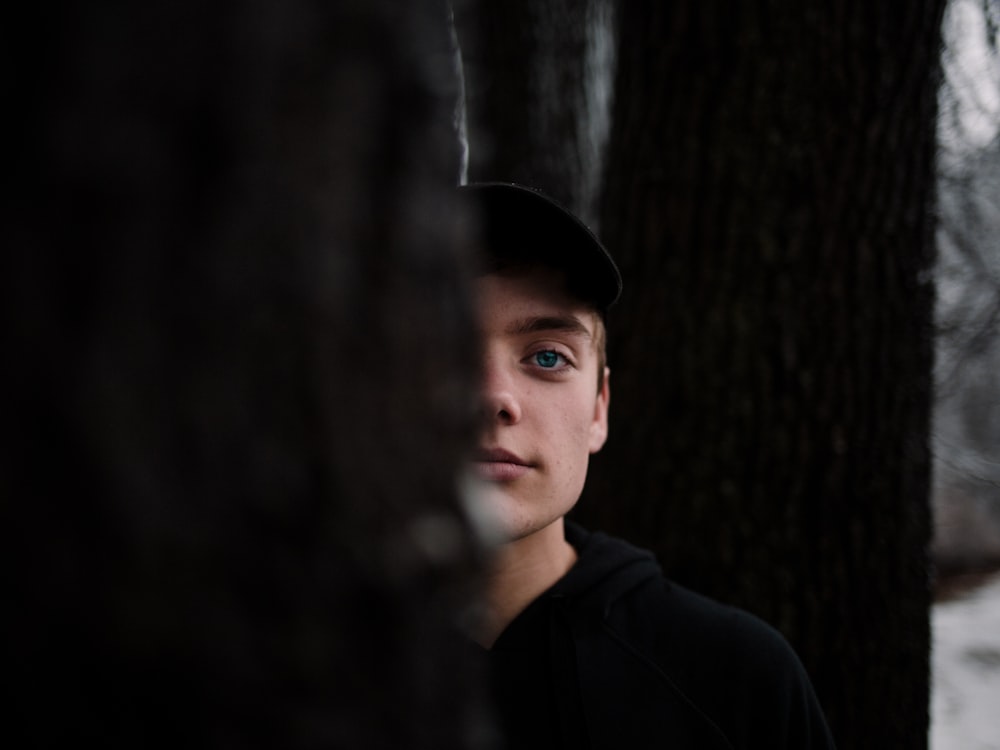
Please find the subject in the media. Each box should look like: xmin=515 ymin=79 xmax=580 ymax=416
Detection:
xmin=3 ymin=1 xmax=487 ymax=748
xmin=460 ymin=1 xmax=945 ymax=748
xmin=578 ymin=3 xmax=945 ymax=748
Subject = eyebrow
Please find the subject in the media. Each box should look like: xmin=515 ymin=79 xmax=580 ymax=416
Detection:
xmin=507 ymin=315 xmax=593 ymax=340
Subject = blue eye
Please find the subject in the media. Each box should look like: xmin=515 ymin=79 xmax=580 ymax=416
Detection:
xmin=534 ymin=350 xmax=562 ymax=368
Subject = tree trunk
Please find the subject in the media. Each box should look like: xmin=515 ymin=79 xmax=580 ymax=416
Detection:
xmin=3 ymin=1 xmax=486 ymax=748
xmin=457 ymin=0 xmax=617 ymax=228
xmin=580 ymin=3 xmax=944 ymax=748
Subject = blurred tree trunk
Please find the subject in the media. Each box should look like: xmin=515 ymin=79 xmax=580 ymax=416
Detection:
xmin=4 ymin=1 xmax=486 ymax=748
xmin=460 ymin=1 xmax=945 ymax=748
xmin=456 ymin=0 xmax=616 ymax=228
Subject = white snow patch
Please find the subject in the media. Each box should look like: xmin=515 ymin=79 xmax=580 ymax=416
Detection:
xmin=931 ymin=572 xmax=1000 ymax=750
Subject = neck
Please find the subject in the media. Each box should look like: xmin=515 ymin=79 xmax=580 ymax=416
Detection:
xmin=473 ymin=518 xmax=578 ymax=649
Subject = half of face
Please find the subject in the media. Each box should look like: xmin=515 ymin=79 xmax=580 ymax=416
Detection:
xmin=472 ymin=266 xmax=610 ymax=543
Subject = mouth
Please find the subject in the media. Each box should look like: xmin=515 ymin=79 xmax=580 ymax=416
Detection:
xmin=473 ymin=447 xmax=533 ymax=482
xmin=477 ymin=447 xmax=528 ymax=465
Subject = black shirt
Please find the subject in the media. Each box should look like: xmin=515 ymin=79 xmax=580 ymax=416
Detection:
xmin=477 ymin=523 xmax=837 ymax=750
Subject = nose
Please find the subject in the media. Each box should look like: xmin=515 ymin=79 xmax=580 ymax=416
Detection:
xmin=481 ymin=357 xmax=522 ymax=426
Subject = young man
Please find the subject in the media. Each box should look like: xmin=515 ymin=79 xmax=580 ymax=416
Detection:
xmin=460 ymin=182 xmax=837 ymax=749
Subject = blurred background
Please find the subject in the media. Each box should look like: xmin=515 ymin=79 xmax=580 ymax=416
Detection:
xmin=931 ymin=1 xmax=1000 ymax=748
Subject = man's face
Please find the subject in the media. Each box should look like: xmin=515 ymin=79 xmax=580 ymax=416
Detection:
xmin=473 ymin=267 xmax=610 ymax=543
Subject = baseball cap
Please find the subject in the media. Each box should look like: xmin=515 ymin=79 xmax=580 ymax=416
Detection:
xmin=458 ymin=182 xmax=622 ymax=315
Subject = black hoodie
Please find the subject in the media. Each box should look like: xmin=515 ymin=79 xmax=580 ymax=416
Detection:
xmin=479 ymin=522 xmax=837 ymax=750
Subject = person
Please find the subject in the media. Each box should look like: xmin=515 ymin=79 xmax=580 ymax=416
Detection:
xmin=459 ymin=181 xmax=837 ymax=749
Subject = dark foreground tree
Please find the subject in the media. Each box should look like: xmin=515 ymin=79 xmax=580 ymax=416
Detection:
xmin=3 ymin=1 xmax=488 ymax=748
xmin=460 ymin=1 xmax=946 ymax=747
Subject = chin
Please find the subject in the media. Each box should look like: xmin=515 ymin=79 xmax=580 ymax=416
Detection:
xmin=463 ymin=474 xmax=581 ymax=544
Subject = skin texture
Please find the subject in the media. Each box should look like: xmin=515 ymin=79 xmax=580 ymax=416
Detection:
xmin=471 ymin=267 xmax=610 ymax=645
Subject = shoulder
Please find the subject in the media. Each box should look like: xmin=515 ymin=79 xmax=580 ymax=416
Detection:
xmin=566 ymin=526 xmax=802 ymax=676
xmin=572 ymin=570 xmax=836 ymax=748
xmin=616 ymin=577 xmax=795 ymax=672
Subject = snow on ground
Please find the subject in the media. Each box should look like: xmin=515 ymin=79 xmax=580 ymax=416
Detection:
xmin=931 ymin=571 xmax=1000 ymax=750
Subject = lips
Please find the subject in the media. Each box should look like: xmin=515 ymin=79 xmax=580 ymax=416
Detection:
xmin=474 ymin=447 xmax=533 ymax=482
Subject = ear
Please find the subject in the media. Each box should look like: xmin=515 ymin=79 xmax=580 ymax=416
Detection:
xmin=589 ymin=367 xmax=610 ymax=454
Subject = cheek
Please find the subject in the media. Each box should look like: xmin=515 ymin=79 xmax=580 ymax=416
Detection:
xmin=555 ymin=393 xmax=600 ymax=448
xmin=526 ymin=383 xmax=601 ymax=454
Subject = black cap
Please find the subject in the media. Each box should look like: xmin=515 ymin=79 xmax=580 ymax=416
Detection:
xmin=458 ymin=182 xmax=622 ymax=314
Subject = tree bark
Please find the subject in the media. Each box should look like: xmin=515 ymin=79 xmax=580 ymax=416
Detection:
xmin=580 ymin=3 xmax=945 ymax=748
xmin=3 ymin=1 xmax=486 ymax=748
xmin=457 ymin=0 xmax=616 ymax=228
